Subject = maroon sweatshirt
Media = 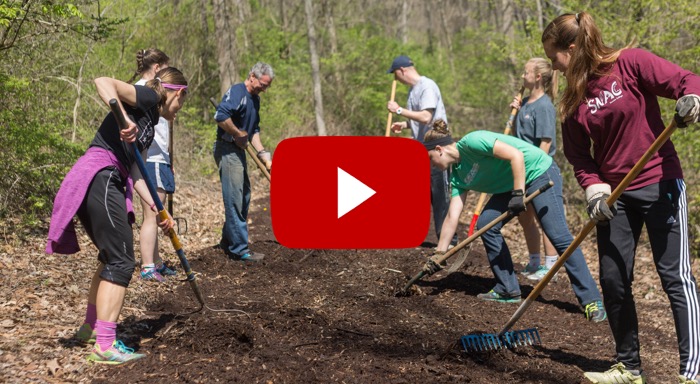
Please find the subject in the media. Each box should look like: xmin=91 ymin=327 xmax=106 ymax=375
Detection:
xmin=562 ymin=48 xmax=700 ymax=191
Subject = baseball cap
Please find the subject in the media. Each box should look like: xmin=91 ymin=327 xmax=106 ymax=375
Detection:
xmin=387 ymin=55 xmax=414 ymax=73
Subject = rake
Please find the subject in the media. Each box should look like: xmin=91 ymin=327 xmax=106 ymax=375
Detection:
xmin=398 ymin=180 xmax=553 ymax=295
xmin=461 ymin=328 xmax=541 ymax=352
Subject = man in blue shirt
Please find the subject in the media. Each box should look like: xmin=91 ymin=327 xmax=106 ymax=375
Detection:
xmin=214 ymin=62 xmax=274 ymax=261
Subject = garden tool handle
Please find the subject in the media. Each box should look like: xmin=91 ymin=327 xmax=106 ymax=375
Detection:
xmin=400 ymin=181 xmax=553 ymax=294
xmin=109 ymin=99 xmax=205 ymax=309
xmin=498 ymin=118 xmax=679 ymax=336
xmin=385 ymin=80 xmax=397 ymax=137
xmin=209 ymin=97 xmax=271 ymax=182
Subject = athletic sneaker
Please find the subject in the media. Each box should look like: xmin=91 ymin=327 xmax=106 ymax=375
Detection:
xmin=476 ymin=290 xmax=521 ymax=303
xmin=86 ymin=340 xmax=145 ymax=365
xmin=584 ymin=300 xmax=608 ymax=323
xmin=521 ymin=263 xmax=540 ymax=276
xmin=239 ymin=252 xmax=264 ymax=262
xmin=156 ymin=261 xmax=177 ymax=276
xmin=526 ymin=265 xmax=556 ymax=281
xmin=584 ymin=363 xmax=645 ymax=383
xmin=140 ymin=268 xmax=165 ymax=282
xmin=678 ymin=375 xmax=699 ymax=384
xmin=74 ymin=323 xmax=96 ymax=344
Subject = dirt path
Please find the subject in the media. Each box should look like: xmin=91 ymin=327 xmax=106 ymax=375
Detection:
xmin=0 ymin=174 xmax=694 ymax=383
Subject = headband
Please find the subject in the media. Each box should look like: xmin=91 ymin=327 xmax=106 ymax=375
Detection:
xmin=162 ymin=83 xmax=188 ymax=91
xmin=423 ymin=136 xmax=454 ymax=151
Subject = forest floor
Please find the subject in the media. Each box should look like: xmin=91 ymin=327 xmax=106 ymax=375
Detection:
xmin=0 ymin=171 xmax=694 ymax=383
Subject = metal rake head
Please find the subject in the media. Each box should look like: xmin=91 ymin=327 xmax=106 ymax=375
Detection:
xmin=460 ymin=328 xmax=541 ymax=353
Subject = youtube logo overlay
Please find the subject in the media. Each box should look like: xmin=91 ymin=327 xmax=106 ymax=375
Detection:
xmin=271 ymin=137 xmax=430 ymax=249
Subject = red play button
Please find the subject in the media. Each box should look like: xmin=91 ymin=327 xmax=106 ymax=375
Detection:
xmin=271 ymin=136 xmax=430 ymax=249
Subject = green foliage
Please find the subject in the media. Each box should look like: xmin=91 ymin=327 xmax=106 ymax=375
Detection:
xmin=3 ymin=0 xmax=700 ymax=248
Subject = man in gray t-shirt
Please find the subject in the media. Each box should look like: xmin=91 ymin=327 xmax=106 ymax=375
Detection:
xmin=386 ymin=55 xmax=457 ymax=247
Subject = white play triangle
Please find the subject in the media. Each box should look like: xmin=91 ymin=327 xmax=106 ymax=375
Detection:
xmin=337 ymin=167 xmax=376 ymax=219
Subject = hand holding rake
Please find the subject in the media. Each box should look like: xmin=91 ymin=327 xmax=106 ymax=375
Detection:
xmin=399 ymin=180 xmax=553 ymax=295
xmin=209 ymin=97 xmax=271 ymax=182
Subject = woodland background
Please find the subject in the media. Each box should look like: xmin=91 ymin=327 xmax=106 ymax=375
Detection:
xmin=2 ymin=0 xmax=700 ymax=249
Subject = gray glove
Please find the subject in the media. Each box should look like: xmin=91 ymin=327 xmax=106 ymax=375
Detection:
xmin=257 ymin=149 xmax=272 ymax=163
xmin=675 ymin=94 xmax=700 ymax=128
xmin=585 ymin=183 xmax=616 ymax=222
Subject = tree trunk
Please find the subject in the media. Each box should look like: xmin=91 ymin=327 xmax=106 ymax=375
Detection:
xmin=213 ymin=0 xmax=237 ymax=96
xmin=400 ymin=0 xmax=408 ymax=44
xmin=304 ymin=0 xmax=327 ymax=136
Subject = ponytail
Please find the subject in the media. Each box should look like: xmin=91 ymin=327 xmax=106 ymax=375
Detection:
xmin=542 ymin=12 xmax=630 ymax=117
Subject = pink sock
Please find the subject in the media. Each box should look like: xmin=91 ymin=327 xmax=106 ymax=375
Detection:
xmin=85 ymin=303 xmax=97 ymax=328
xmin=95 ymin=319 xmax=117 ymax=351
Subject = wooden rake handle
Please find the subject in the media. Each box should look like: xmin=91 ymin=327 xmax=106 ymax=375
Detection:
xmin=385 ymin=80 xmax=397 ymax=137
xmin=209 ymin=97 xmax=271 ymax=182
xmin=400 ymin=181 xmax=554 ymax=294
xmin=499 ymin=118 xmax=679 ymax=336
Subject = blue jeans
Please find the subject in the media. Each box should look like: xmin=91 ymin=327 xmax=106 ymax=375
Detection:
xmin=214 ymin=140 xmax=250 ymax=257
xmin=477 ymin=162 xmax=601 ymax=306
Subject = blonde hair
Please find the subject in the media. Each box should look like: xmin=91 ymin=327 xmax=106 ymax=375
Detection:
xmin=527 ymin=57 xmax=558 ymax=99
xmin=542 ymin=12 xmax=631 ymax=117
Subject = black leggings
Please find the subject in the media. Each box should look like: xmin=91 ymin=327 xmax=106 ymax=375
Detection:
xmin=77 ymin=168 xmax=135 ymax=287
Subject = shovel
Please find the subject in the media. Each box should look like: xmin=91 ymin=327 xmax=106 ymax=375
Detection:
xmin=167 ymin=119 xmax=188 ymax=234
xmin=109 ymin=99 xmax=205 ymax=312
xmin=209 ymin=97 xmax=271 ymax=182
xmin=398 ymin=180 xmax=553 ymax=295
xmin=449 ymin=86 xmax=525 ymax=274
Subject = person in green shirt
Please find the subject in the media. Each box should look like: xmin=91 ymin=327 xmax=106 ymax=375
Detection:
xmin=426 ymin=119 xmax=606 ymax=322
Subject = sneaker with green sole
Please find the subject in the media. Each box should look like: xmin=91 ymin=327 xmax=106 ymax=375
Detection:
xmin=74 ymin=323 xmax=96 ymax=344
xmin=476 ymin=289 xmax=521 ymax=303
xmin=86 ymin=340 xmax=145 ymax=365
xmin=584 ymin=363 xmax=645 ymax=383
xmin=521 ymin=263 xmax=540 ymax=276
xmin=526 ymin=265 xmax=557 ymax=281
xmin=679 ymin=375 xmax=699 ymax=384
xmin=585 ymin=300 xmax=608 ymax=323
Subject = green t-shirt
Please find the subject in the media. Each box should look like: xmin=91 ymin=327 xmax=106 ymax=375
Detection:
xmin=450 ymin=131 xmax=552 ymax=197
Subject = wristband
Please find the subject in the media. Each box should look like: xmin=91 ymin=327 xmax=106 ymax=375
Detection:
xmin=150 ymin=203 xmax=156 ymax=211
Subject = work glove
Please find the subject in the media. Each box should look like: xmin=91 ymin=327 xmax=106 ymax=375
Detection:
xmin=424 ymin=251 xmax=445 ymax=275
xmin=585 ymin=183 xmax=616 ymax=222
xmin=257 ymin=149 xmax=272 ymax=164
xmin=507 ymin=189 xmax=526 ymax=215
xmin=675 ymin=94 xmax=700 ymax=128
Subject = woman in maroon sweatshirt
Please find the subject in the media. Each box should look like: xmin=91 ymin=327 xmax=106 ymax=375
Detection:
xmin=542 ymin=11 xmax=700 ymax=384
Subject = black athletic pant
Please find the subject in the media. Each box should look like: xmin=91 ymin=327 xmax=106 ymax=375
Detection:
xmin=596 ymin=179 xmax=700 ymax=378
xmin=77 ymin=167 xmax=135 ymax=287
